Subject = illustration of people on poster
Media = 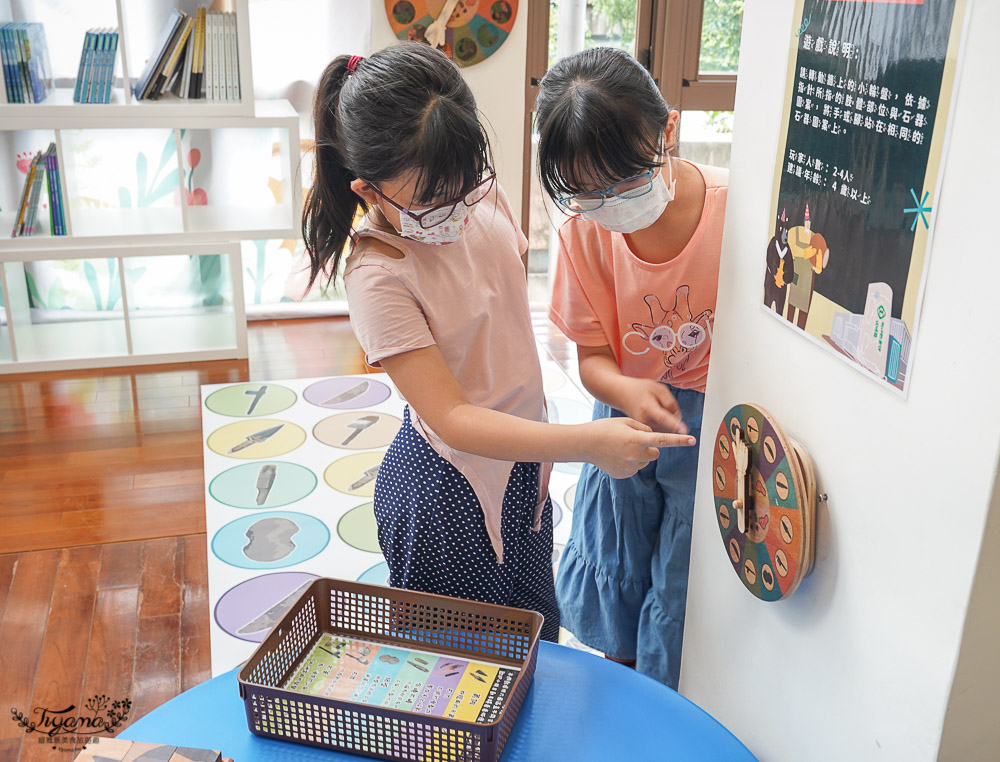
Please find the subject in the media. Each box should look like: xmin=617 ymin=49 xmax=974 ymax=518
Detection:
xmin=763 ymin=0 xmax=970 ymax=395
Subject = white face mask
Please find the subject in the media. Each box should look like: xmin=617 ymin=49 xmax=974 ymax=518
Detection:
xmin=391 ymin=202 xmax=476 ymax=245
xmin=579 ymin=159 xmax=677 ymax=234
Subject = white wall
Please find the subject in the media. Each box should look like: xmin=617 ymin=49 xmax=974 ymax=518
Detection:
xmin=938 ymin=455 xmax=1000 ymax=760
xmin=680 ymin=2 xmax=1000 ymax=760
xmin=368 ymin=2 xmax=528 ymax=219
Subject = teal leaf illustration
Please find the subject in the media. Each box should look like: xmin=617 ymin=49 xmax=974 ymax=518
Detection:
xmin=135 ymin=152 xmax=148 ymax=207
xmin=105 ymin=259 xmax=121 ymax=311
xmin=157 ymin=130 xmax=177 ymax=176
xmin=191 ymin=254 xmax=223 ymax=306
xmin=118 ymin=187 xmax=132 ymax=208
xmin=25 ymin=271 xmax=45 ymax=309
xmin=84 ymin=260 xmax=102 ymax=310
xmin=146 ymin=170 xmax=179 ymax=206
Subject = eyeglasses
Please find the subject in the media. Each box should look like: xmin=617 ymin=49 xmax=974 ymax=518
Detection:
xmin=555 ymin=167 xmax=657 ymax=213
xmin=369 ymin=167 xmax=496 ymax=229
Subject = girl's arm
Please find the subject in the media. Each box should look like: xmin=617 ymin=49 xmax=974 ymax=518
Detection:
xmin=577 ymin=344 xmax=687 ymax=435
xmin=379 ymin=344 xmax=695 ymax=479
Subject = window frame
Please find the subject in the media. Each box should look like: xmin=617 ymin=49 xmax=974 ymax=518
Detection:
xmin=521 ymin=0 xmax=739 ymax=249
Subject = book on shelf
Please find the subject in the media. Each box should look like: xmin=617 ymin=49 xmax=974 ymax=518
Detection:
xmin=132 ymin=8 xmax=238 ymax=102
xmin=201 ymin=11 xmax=239 ymax=102
xmin=74 ymin=27 xmax=119 ymax=104
xmin=150 ymin=14 xmax=193 ymax=99
xmin=1 ymin=22 xmax=52 ymax=104
xmin=189 ymin=8 xmax=206 ymax=99
xmin=11 ymin=143 xmax=64 ymax=238
xmin=132 ymin=8 xmax=184 ymax=101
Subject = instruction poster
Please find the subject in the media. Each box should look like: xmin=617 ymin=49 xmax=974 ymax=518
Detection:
xmin=762 ymin=0 xmax=970 ymax=395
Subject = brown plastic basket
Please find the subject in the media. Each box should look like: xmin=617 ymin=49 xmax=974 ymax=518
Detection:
xmin=237 ymin=578 xmax=542 ymax=762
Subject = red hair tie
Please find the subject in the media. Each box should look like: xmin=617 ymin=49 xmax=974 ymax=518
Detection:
xmin=347 ymin=55 xmax=364 ymax=74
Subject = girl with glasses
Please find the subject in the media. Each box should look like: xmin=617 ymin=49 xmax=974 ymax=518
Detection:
xmin=536 ymin=47 xmax=729 ymax=683
xmin=303 ymin=43 xmax=695 ymax=642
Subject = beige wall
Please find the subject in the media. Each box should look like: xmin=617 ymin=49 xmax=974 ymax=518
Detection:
xmin=368 ymin=2 xmax=528 ymax=219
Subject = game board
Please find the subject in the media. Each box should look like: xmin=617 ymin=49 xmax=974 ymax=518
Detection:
xmin=202 ymin=351 xmax=593 ymax=675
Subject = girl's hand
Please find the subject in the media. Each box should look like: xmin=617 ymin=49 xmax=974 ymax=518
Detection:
xmin=582 ymin=417 xmax=696 ymax=479
xmin=622 ymin=378 xmax=688 ymax=435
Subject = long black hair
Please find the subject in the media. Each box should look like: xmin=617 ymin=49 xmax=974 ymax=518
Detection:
xmin=303 ymin=43 xmax=492 ymax=286
xmin=535 ymin=47 xmax=671 ymax=200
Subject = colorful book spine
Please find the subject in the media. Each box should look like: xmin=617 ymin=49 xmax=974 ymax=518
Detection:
xmin=104 ymin=30 xmax=118 ymax=103
xmin=24 ymin=153 xmax=46 ymax=234
xmin=74 ymin=30 xmax=92 ymax=103
xmin=86 ymin=29 xmax=103 ymax=104
xmin=193 ymin=8 xmax=206 ymax=98
xmin=222 ymin=12 xmax=232 ymax=102
xmin=231 ymin=13 xmax=240 ymax=101
xmin=50 ymin=147 xmax=65 ymax=236
xmin=14 ymin=25 xmax=30 ymax=103
xmin=24 ymin=23 xmax=52 ymax=102
xmin=12 ymin=151 xmax=39 ymax=236
xmin=1 ymin=28 xmax=14 ymax=102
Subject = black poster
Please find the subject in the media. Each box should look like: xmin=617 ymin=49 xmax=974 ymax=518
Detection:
xmin=762 ymin=0 xmax=969 ymax=395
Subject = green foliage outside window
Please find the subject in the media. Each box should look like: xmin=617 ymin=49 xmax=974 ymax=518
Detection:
xmin=549 ymin=1 xmax=743 ymax=72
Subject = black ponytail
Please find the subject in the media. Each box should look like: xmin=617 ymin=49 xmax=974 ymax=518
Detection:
xmin=303 ymin=55 xmax=356 ymax=288
xmin=303 ymin=43 xmax=492 ymax=287
xmin=536 ymin=47 xmax=671 ymax=200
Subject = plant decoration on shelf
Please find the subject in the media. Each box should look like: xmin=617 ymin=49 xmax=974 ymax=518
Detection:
xmin=11 ymin=143 xmax=65 ymax=238
xmin=133 ymin=8 xmax=240 ymax=102
xmin=73 ymin=27 xmax=119 ymax=104
xmin=0 ymin=22 xmax=53 ymax=103
xmin=184 ymin=143 xmax=208 ymax=206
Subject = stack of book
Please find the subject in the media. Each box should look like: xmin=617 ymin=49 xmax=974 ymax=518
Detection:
xmin=11 ymin=143 xmax=65 ymax=238
xmin=73 ymin=27 xmax=120 ymax=103
xmin=133 ymin=9 xmax=240 ymax=102
xmin=0 ymin=22 xmax=53 ymax=104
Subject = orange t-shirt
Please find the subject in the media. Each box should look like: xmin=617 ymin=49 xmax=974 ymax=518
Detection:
xmin=549 ymin=160 xmax=728 ymax=393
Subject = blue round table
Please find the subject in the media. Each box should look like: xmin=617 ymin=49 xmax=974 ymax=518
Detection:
xmin=121 ymin=641 xmax=755 ymax=761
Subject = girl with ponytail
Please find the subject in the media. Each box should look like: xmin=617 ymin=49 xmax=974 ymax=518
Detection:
xmin=304 ymin=43 xmax=695 ymax=641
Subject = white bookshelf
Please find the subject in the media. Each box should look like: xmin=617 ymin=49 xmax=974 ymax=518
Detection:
xmin=0 ymin=0 xmax=255 ymax=118
xmin=0 ymin=3 xmax=301 ymax=373
xmin=0 ymin=242 xmax=247 ymax=373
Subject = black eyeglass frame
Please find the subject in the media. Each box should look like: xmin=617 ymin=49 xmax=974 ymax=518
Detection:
xmin=368 ymin=166 xmax=497 ymax=229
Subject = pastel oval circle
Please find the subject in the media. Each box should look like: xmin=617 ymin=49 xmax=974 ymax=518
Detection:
xmin=325 ymin=451 xmax=385 ymax=498
xmin=208 ymin=461 xmax=317 ymax=509
xmin=551 ymin=498 xmax=564 ymax=528
xmin=211 ymin=511 xmax=330 ymax=570
xmin=337 ymin=501 xmax=381 ymax=553
xmin=541 ymin=366 xmax=567 ymax=393
xmin=303 ymin=377 xmax=392 ymax=410
xmin=548 ymin=397 xmax=591 ymax=474
xmin=206 ymin=419 xmax=306 ymax=459
xmin=204 ymin=383 xmax=297 ymax=417
xmin=358 ymin=561 xmax=390 ymax=586
xmin=564 ymin=483 xmax=577 ymax=510
xmin=546 ymin=396 xmax=593 ymax=425
xmin=214 ymin=571 xmax=319 ymax=642
xmin=313 ymin=411 xmax=402 ymax=450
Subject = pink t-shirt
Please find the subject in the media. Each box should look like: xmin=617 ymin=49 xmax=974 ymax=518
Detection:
xmin=343 ymin=183 xmax=549 ymax=563
xmin=549 ymin=161 xmax=728 ymax=393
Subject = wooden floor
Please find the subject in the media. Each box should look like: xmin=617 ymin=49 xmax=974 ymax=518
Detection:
xmin=0 ymin=315 xmax=575 ymax=761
